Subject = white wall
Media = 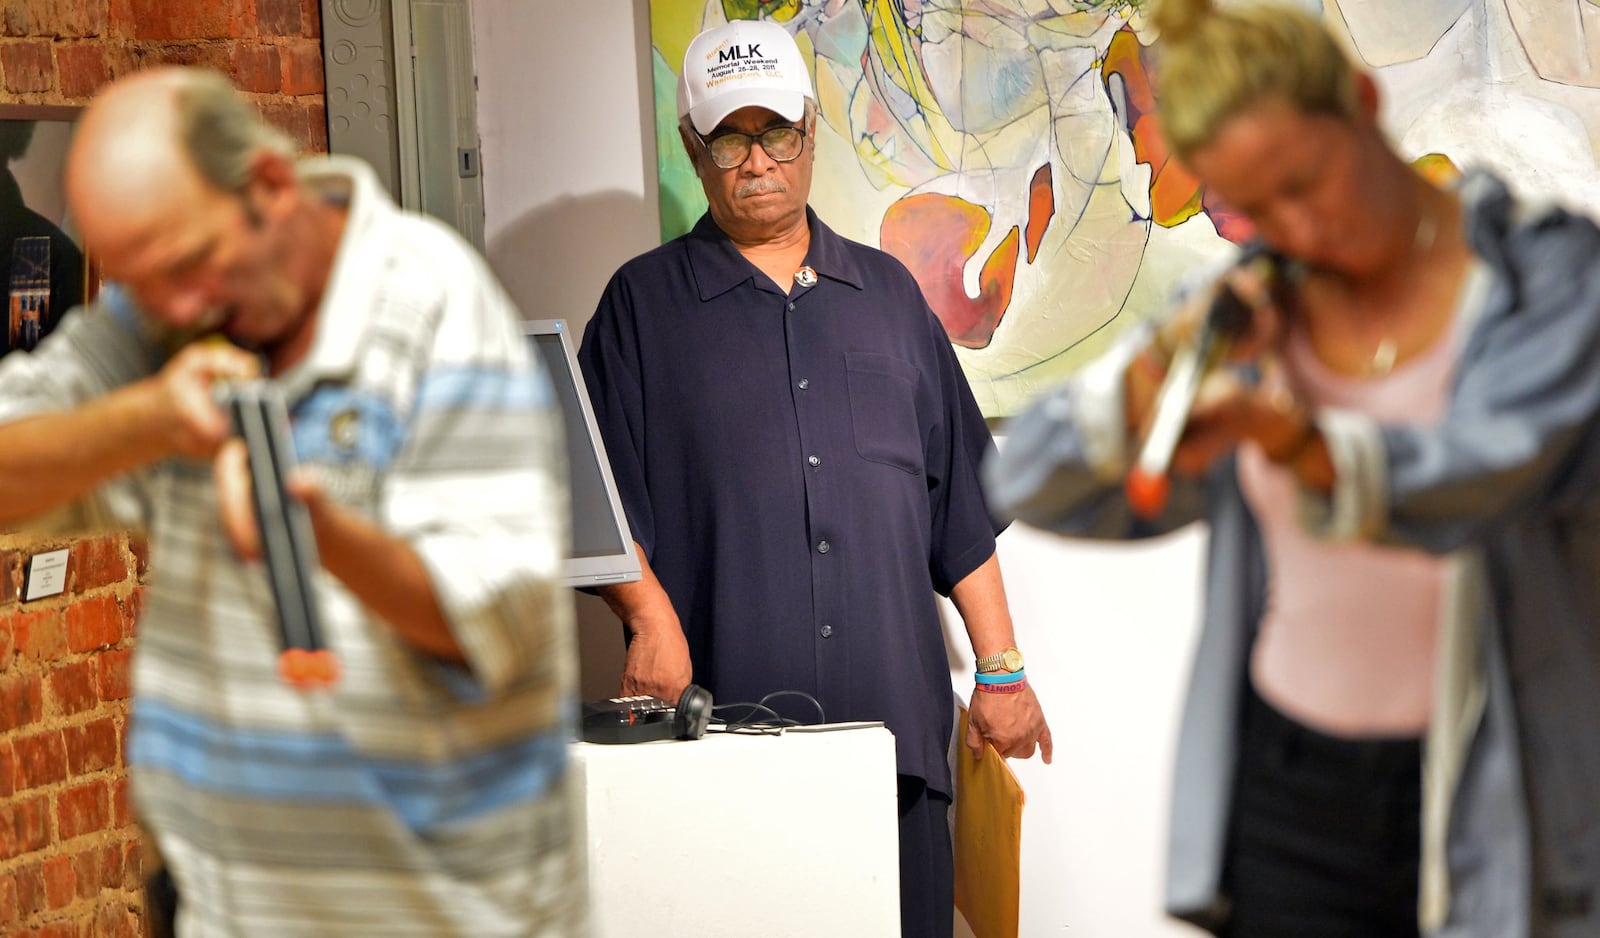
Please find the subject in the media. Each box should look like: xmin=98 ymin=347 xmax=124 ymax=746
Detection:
xmin=472 ymin=4 xmax=1205 ymax=936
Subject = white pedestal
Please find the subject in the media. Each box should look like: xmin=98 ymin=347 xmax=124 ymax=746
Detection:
xmin=572 ymin=724 xmax=901 ymax=938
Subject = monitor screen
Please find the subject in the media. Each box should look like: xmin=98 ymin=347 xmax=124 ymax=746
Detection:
xmin=523 ymin=319 xmax=641 ymax=587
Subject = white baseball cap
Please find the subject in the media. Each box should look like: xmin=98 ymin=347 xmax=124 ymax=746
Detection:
xmin=677 ymin=19 xmax=814 ymax=136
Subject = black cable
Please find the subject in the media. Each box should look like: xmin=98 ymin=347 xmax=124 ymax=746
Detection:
xmin=757 ymin=690 xmax=826 ymax=725
xmin=710 ymin=700 xmax=793 ymax=727
xmin=705 ymin=691 xmax=828 ymax=737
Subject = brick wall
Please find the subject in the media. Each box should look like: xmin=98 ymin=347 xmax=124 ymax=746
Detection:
xmin=0 ymin=0 xmax=327 ymax=152
xmin=1 ymin=534 xmax=146 ymax=937
xmin=0 ymin=2 xmax=329 ymax=935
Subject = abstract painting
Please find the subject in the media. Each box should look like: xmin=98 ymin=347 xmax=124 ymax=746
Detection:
xmin=649 ymin=1 xmax=1600 ymax=415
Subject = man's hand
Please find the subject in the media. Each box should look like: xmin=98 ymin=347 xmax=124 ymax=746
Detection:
xmin=214 ymin=442 xmax=329 ymax=561
xmin=620 ymin=612 xmax=693 ymax=702
xmin=153 ymin=341 xmax=260 ymax=460
xmin=967 ymin=684 xmax=1053 ymax=764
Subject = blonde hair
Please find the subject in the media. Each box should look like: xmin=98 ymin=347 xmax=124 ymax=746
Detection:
xmin=1151 ymin=0 xmax=1358 ymax=160
xmin=173 ymin=68 xmax=296 ymax=192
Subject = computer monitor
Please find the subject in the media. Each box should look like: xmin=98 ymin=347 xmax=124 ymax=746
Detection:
xmin=523 ymin=319 xmax=642 ymax=587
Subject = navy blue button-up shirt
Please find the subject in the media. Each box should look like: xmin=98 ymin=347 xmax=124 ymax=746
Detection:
xmin=579 ymin=209 xmax=1003 ymax=791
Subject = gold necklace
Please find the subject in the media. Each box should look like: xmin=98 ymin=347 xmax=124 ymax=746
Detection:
xmin=1366 ymin=200 xmax=1441 ymax=377
xmin=1368 ymin=337 xmax=1397 ymax=376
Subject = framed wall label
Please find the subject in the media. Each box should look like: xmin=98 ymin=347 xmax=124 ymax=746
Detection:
xmin=23 ymin=546 xmax=68 ymax=601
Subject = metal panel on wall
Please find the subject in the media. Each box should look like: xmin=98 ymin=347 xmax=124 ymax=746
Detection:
xmin=319 ymin=0 xmax=402 ymax=197
xmin=320 ymin=0 xmax=485 ymax=251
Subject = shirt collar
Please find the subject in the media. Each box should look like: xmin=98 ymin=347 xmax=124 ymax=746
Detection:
xmin=277 ymin=155 xmax=396 ymax=393
xmin=686 ymin=205 xmax=866 ymax=301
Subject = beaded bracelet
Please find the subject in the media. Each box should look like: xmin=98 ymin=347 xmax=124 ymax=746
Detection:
xmin=974 ymin=668 xmax=1026 ymax=685
xmin=975 ymin=678 xmax=1029 ymax=695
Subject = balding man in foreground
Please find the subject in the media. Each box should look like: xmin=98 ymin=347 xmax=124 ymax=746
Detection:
xmin=0 ymin=69 xmax=585 ymax=936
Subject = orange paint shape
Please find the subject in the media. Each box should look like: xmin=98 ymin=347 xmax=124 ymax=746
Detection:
xmin=1025 ymin=163 xmax=1054 ymax=264
xmin=881 ymin=193 xmax=1018 ymax=349
xmin=1102 ymin=27 xmax=1205 ymax=229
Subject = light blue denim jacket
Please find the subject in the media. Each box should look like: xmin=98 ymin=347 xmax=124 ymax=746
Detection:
xmin=986 ymin=172 xmax=1600 ymax=938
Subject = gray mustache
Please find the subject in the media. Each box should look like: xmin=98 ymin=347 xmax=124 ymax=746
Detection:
xmin=736 ymin=180 xmax=787 ymax=198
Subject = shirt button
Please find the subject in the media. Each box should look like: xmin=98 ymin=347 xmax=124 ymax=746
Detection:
xmin=787 ymin=302 xmax=796 ymax=312
xmin=808 ymin=455 xmax=821 ymax=467
xmin=797 ymin=378 xmax=810 ymax=390
xmin=820 ymin=624 xmax=834 ymax=638
xmin=816 ymin=540 xmax=830 ymax=554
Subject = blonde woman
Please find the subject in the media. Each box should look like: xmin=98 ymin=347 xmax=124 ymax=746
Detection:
xmin=987 ymin=1 xmax=1600 ymax=936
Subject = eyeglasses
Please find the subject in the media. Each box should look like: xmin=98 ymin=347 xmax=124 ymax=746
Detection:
xmin=695 ymin=125 xmax=807 ymax=169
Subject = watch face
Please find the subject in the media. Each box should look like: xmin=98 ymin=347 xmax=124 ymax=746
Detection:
xmin=1001 ymin=648 xmax=1024 ymax=672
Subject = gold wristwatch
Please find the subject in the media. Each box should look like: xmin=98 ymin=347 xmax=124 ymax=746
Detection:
xmin=975 ymin=647 xmax=1024 ymax=673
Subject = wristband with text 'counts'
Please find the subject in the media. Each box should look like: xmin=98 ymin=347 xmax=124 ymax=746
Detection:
xmin=975 ymin=678 xmax=1030 ymax=695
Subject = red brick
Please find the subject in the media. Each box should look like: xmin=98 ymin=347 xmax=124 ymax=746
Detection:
xmin=67 ymin=535 xmax=129 ymax=594
xmin=126 ymin=0 xmax=248 ymax=40
xmin=0 ymin=740 xmax=12 ymax=798
xmin=133 ymin=40 xmax=230 ymax=72
xmin=260 ymin=97 xmax=307 ymax=149
xmin=109 ymin=777 xmax=130 ymax=828
xmin=228 ymin=42 xmax=278 ymax=93
xmin=0 ymin=548 xmax=20 ymax=604
xmin=279 ymin=38 xmax=321 ymax=95
xmin=13 ymin=862 xmax=44 ymax=917
xmin=98 ymin=841 xmax=124 ymax=888
xmin=0 ymin=808 xmax=16 ymax=861
xmin=0 ymin=616 xmax=13 ymax=669
xmin=94 ymin=902 xmax=139 ymax=938
xmin=71 ymin=849 xmax=99 ymax=900
xmin=256 ymin=0 xmax=300 ymax=37
xmin=47 ymin=659 xmax=97 ymax=717
xmin=122 ymin=588 xmax=144 ymax=639
xmin=0 ymin=795 xmax=46 ymax=860
xmin=1 ymin=670 xmax=43 ymax=729
xmin=35 ymin=0 xmax=110 ymax=37
xmin=95 ymin=648 xmax=131 ymax=701
xmin=65 ymin=596 xmax=120 ymax=652
xmin=42 ymin=854 xmax=73 ymax=909
xmin=300 ymin=0 xmax=320 ymax=37
xmin=0 ymin=872 xmax=15 ymax=925
xmin=106 ymin=0 xmax=132 ymax=37
xmin=0 ymin=39 xmax=53 ymax=93
xmin=64 ymin=717 xmax=118 ymax=776
xmin=13 ymin=731 xmax=66 ymax=790
xmin=57 ymin=779 xmax=110 ymax=839
xmin=0 ymin=794 xmax=49 ymax=860
xmin=12 ymin=609 xmax=65 ymax=660
xmin=38 ymin=920 xmax=75 ymax=938
xmin=120 ymin=840 xmax=140 ymax=890
xmin=0 ymin=1 xmax=29 ymax=37
xmin=16 ymin=794 xmax=47 ymax=852
xmin=304 ymin=98 xmax=327 ymax=154
xmin=127 ymin=535 xmax=149 ymax=581
xmin=99 ymin=903 xmax=140 ymax=938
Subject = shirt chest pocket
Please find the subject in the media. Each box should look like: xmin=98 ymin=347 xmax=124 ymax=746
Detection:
xmin=846 ymin=351 xmax=923 ymax=476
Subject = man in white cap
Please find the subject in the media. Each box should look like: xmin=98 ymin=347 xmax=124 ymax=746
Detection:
xmin=579 ymin=18 xmax=1051 ymax=937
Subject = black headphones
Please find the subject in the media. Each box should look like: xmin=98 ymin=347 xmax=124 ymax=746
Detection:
xmin=672 ymin=683 xmax=713 ymax=740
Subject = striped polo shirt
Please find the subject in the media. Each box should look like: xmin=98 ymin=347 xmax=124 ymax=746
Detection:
xmin=0 ymin=157 xmax=586 ymax=936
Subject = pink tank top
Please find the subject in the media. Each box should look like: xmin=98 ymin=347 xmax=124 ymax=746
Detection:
xmin=1238 ymin=317 xmax=1460 ymax=737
